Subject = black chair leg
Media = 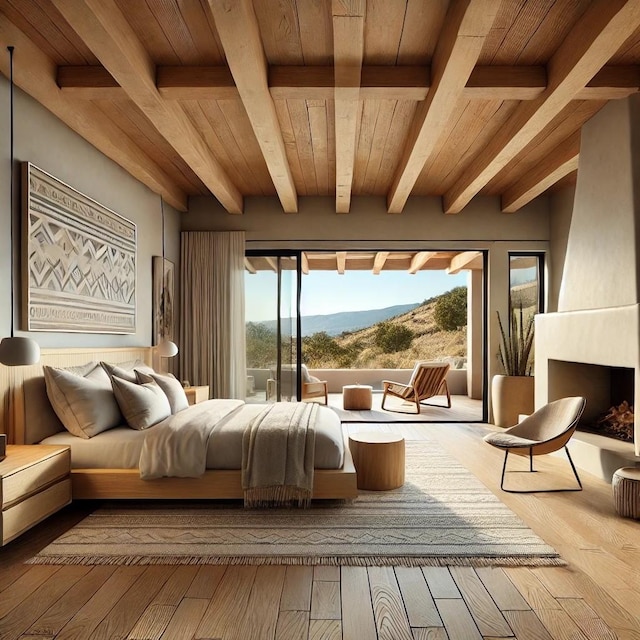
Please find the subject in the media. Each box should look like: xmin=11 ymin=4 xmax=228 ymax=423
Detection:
xmin=499 ymin=446 xmax=583 ymax=493
xmin=500 ymin=450 xmax=509 ymax=491
xmin=565 ymin=446 xmax=583 ymax=489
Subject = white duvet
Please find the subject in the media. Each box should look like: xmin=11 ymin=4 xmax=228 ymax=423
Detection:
xmin=139 ymin=399 xmax=244 ymax=479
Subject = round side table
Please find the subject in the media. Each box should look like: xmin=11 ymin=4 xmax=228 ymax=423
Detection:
xmin=343 ymin=384 xmax=373 ymax=410
xmin=612 ymin=467 xmax=640 ymax=519
xmin=348 ymin=431 xmax=405 ymax=490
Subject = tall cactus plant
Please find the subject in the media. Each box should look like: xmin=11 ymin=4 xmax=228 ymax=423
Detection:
xmin=496 ymin=305 xmax=535 ymax=376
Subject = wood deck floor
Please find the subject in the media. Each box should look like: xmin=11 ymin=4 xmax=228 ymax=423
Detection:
xmin=0 ymin=422 xmax=638 ymax=640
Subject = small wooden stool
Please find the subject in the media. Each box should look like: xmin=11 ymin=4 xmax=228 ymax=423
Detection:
xmin=348 ymin=432 xmax=405 ymax=490
xmin=612 ymin=467 xmax=640 ymax=519
xmin=343 ymin=385 xmax=373 ymax=410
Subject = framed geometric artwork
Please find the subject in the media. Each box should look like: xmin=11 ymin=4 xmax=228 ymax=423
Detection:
xmin=22 ymin=163 xmax=136 ymax=333
xmin=152 ymin=256 xmax=175 ymax=346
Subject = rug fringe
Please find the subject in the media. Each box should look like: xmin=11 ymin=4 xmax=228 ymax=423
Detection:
xmin=26 ymin=554 xmax=567 ymax=567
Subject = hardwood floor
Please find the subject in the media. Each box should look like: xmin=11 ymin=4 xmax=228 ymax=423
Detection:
xmin=0 ymin=422 xmax=638 ymax=640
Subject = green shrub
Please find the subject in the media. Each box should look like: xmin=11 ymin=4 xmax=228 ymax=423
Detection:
xmin=434 ymin=286 xmax=467 ymax=331
xmin=245 ymin=322 xmax=277 ymax=368
xmin=374 ymin=321 xmax=414 ymax=353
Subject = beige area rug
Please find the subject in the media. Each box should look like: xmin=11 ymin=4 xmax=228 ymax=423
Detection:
xmin=29 ymin=440 xmax=562 ymax=567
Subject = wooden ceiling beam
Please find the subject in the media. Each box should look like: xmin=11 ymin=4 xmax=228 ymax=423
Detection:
xmin=57 ymin=63 xmax=640 ymax=102
xmin=387 ymin=0 xmax=500 ymax=214
xmin=157 ymin=66 xmax=237 ymax=100
xmin=208 ymin=0 xmax=297 ymax=213
xmin=51 ymin=0 xmax=242 ymax=213
xmin=336 ymin=251 xmax=348 ymax=274
xmin=0 ymin=15 xmax=188 ymax=211
xmin=301 ymin=252 xmax=310 ymax=275
xmin=501 ymin=132 xmax=580 ymax=213
xmin=447 ymin=251 xmax=481 ymax=274
xmin=577 ymin=64 xmax=640 ymax=99
xmin=372 ymin=251 xmax=390 ymax=275
xmin=332 ymin=0 xmax=365 ymax=214
xmin=444 ymin=0 xmax=640 ymax=214
xmin=408 ymin=251 xmax=436 ymax=274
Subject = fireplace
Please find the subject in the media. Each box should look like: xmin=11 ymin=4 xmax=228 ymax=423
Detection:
xmin=535 ymin=307 xmax=640 ymax=479
xmin=547 ymin=360 xmax=634 ymax=441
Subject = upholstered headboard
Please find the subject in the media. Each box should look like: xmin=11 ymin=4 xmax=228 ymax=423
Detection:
xmin=2 ymin=347 xmax=152 ymax=444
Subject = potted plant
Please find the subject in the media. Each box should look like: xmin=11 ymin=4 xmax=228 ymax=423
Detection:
xmin=491 ymin=306 xmax=535 ymax=427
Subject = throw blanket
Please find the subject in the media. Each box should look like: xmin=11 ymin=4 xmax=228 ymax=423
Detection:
xmin=242 ymin=402 xmax=317 ymax=508
xmin=139 ymin=399 xmax=244 ymax=479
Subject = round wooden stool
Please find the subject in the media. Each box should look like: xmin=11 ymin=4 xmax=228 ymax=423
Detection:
xmin=348 ymin=432 xmax=405 ymax=490
xmin=612 ymin=467 xmax=640 ymax=519
xmin=343 ymin=385 xmax=373 ymax=410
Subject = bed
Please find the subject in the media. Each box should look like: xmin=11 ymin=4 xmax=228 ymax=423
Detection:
xmin=16 ymin=352 xmax=357 ymax=501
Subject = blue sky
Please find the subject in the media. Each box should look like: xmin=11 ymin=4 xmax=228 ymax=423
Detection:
xmin=245 ymin=269 xmax=467 ymax=322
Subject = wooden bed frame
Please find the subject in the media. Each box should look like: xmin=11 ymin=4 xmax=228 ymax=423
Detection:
xmin=7 ymin=347 xmax=359 ymax=501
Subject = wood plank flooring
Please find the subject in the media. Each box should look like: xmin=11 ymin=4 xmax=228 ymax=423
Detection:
xmin=1 ymin=422 xmax=639 ymax=639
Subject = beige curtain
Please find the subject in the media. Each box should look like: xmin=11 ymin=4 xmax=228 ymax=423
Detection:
xmin=180 ymin=231 xmax=246 ymax=399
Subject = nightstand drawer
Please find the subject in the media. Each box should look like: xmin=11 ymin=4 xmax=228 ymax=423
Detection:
xmin=2 ymin=478 xmax=72 ymax=545
xmin=2 ymin=448 xmax=71 ymax=508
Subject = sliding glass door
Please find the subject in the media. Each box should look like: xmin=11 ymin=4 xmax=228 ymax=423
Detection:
xmin=244 ymin=252 xmax=300 ymax=402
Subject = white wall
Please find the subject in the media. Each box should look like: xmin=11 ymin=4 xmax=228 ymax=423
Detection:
xmin=548 ymin=185 xmax=576 ymax=312
xmin=0 ymin=76 xmax=180 ymax=349
xmin=559 ymin=97 xmax=640 ymax=312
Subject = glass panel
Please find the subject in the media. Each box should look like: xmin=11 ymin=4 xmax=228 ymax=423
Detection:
xmin=508 ymin=254 xmax=542 ymax=376
xmin=509 ymin=254 xmax=542 ymax=319
xmin=244 ymin=255 xmax=298 ymax=403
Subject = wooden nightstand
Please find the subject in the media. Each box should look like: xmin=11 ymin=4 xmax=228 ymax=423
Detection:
xmin=1 ymin=445 xmax=72 ymax=545
xmin=184 ymin=385 xmax=209 ymax=405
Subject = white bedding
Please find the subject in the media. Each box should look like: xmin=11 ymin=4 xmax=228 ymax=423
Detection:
xmin=40 ymin=400 xmax=345 ymax=472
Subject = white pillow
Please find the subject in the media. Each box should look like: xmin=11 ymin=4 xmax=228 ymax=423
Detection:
xmin=111 ymin=376 xmax=171 ymax=430
xmin=101 ymin=361 xmax=154 ymax=383
xmin=43 ymin=365 xmax=122 ymax=439
xmin=136 ymin=371 xmax=189 ymax=414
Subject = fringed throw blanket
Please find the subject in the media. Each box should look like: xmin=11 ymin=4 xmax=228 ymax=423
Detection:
xmin=242 ymin=402 xmax=317 ymax=508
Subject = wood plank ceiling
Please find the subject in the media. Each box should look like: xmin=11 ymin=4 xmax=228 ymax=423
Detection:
xmin=1 ymin=0 xmax=640 ymax=218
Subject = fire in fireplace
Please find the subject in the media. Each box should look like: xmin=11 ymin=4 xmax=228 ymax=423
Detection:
xmin=592 ymin=401 xmax=634 ymax=442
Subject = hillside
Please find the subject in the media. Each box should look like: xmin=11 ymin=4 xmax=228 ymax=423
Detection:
xmin=303 ymin=296 xmax=466 ymax=369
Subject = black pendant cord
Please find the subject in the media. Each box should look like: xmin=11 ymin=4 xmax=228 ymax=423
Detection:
xmin=7 ymin=45 xmax=15 ymax=339
xmin=160 ymin=195 xmax=165 ymax=260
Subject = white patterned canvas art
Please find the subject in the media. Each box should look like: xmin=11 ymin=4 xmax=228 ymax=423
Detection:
xmin=22 ymin=163 xmax=136 ymax=333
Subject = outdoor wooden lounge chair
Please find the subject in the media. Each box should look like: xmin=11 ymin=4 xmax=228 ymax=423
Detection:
xmin=381 ymin=361 xmax=451 ymax=414
xmin=483 ymin=396 xmax=586 ymax=493
xmin=267 ymin=364 xmax=328 ymax=404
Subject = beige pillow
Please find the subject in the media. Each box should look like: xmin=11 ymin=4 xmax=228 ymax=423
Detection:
xmin=111 ymin=376 xmax=171 ymax=430
xmin=43 ymin=365 xmax=122 ymax=439
xmin=100 ymin=361 xmax=155 ymax=383
xmin=136 ymin=371 xmax=189 ymax=414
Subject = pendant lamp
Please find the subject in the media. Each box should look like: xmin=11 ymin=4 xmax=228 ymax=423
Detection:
xmin=156 ymin=196 xmax=178 ymax=358
xmin=0 ymin=46 xmax=39 ymax=367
